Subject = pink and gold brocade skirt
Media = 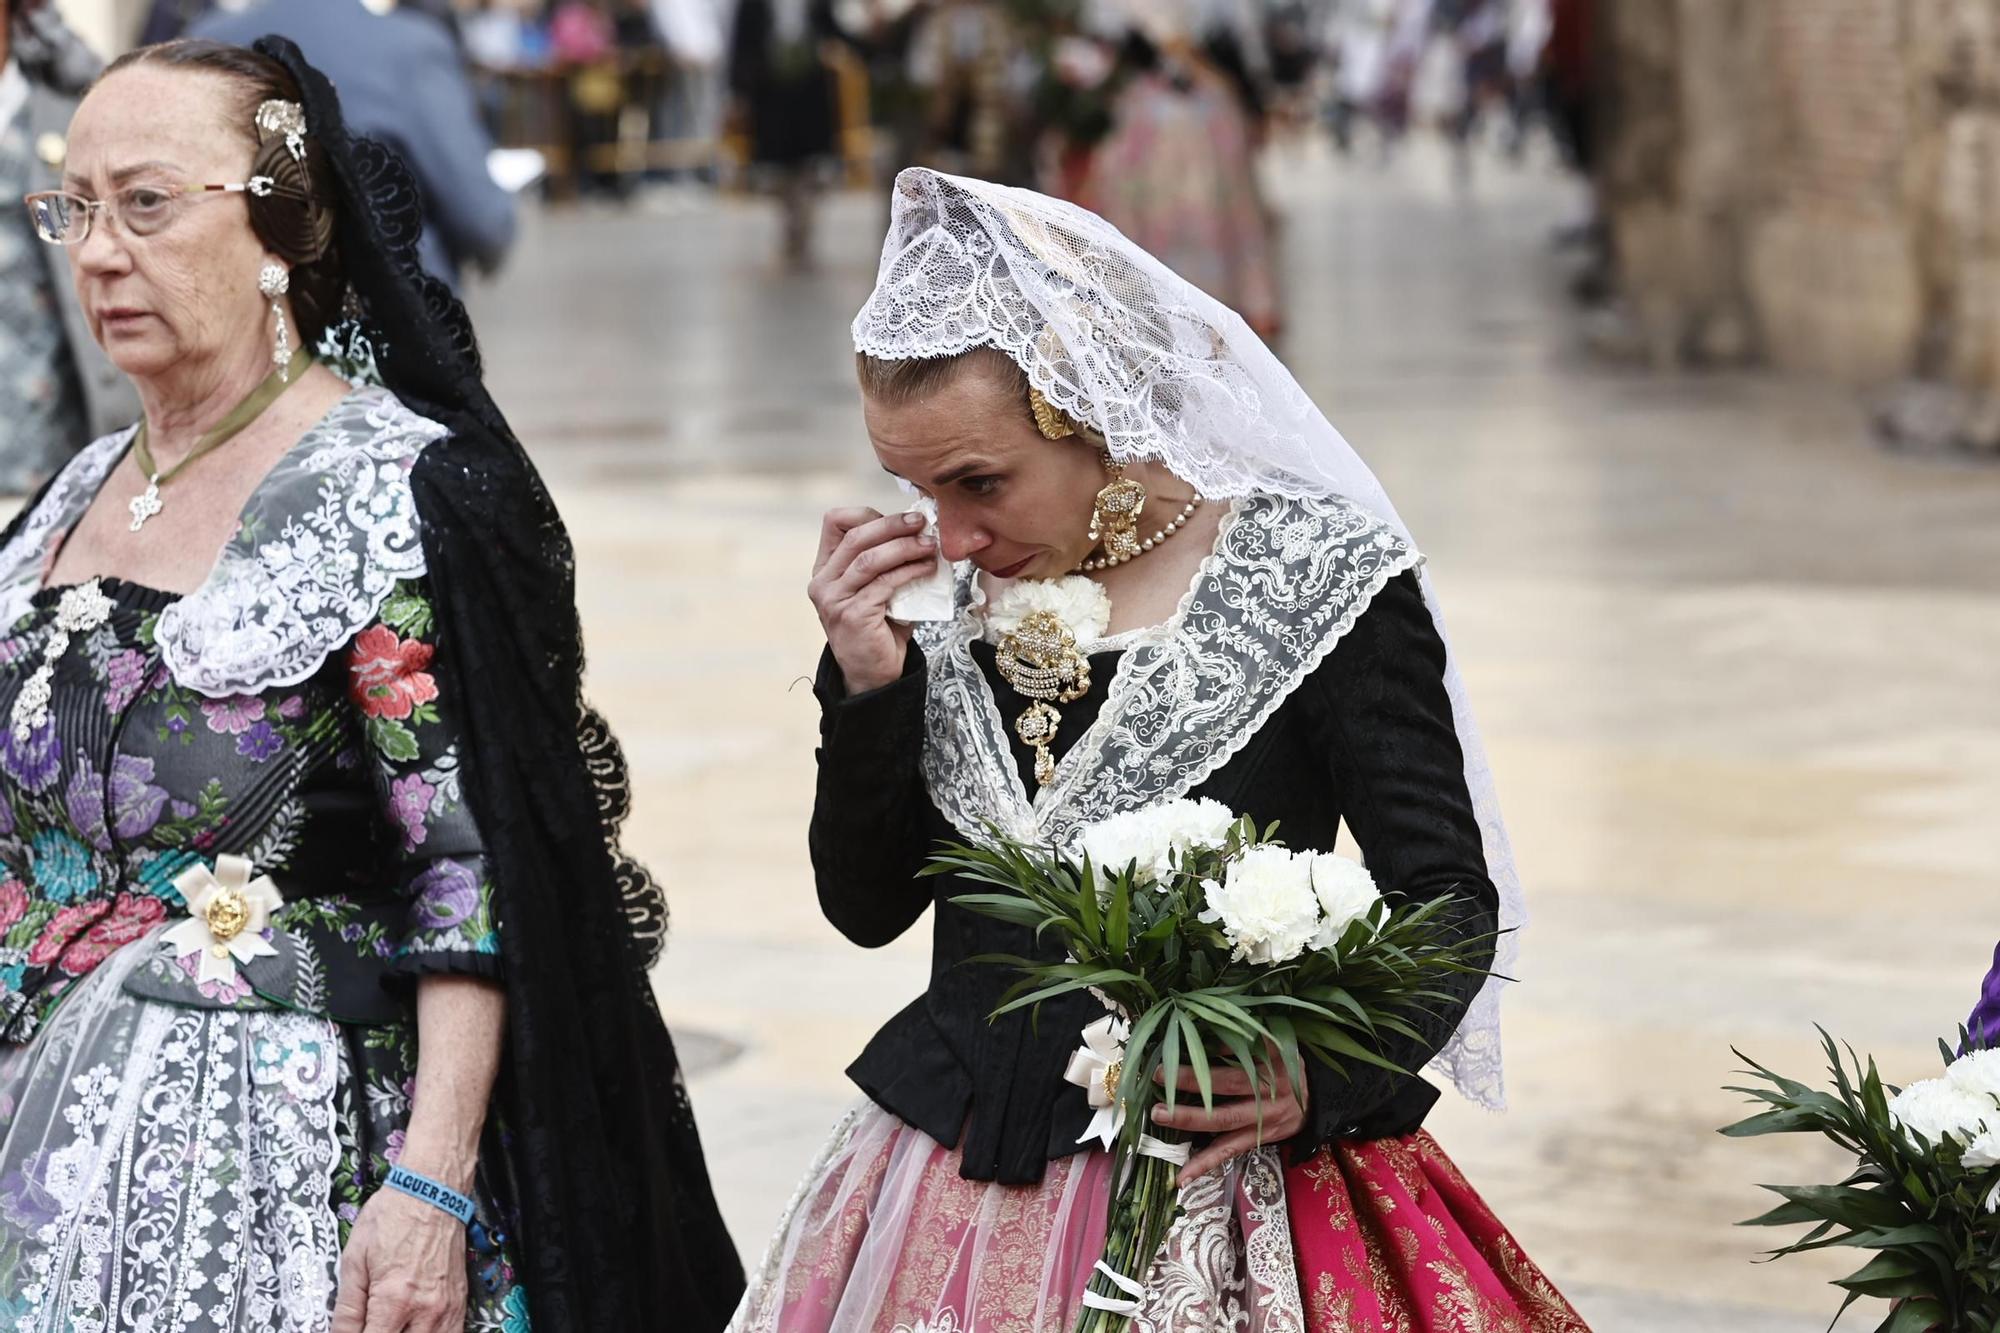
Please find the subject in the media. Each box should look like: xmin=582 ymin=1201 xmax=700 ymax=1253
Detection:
xmin=729 ymin=1102 xmax=1590 ymax=1333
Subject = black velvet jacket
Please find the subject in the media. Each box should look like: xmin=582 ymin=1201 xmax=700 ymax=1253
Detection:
xmin=810 ymin=570 xmax=1498 ymax=1185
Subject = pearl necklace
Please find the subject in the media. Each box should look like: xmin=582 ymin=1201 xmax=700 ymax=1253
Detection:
xmin=1077 ymin=494 xmax=1202 ymax=572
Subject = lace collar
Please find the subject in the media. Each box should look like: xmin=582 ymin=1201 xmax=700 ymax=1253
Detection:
xmin=0 ymin=385 xmax=449 ymax=697
xmin=915 ymin=492 xmax=1423 ymax=849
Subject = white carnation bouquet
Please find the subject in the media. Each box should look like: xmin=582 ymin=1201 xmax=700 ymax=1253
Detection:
xmin=1725 ymin=1031 xmax=2000 ymax=1332
xmin=928 ymin=798 xmax=1492 ymax=1333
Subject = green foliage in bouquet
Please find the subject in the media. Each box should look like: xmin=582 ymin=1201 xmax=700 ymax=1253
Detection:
xmin=1723 ymin=1029 xmax=2000 ymax=1333
xmin=925 ymin=808 xmax=1493 ymax=1332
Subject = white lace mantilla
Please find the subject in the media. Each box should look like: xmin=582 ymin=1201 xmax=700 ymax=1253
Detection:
xmin=916 ymin=492 xmax=1513 ymax=1102
xmin=0 ymin=386 xmax=447 ymax=698
xmin=917 ymin=493 xmax=1419 ymax=849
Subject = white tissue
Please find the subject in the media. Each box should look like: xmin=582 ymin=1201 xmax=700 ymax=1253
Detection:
xmin=887 ymin=496 xmax=955 ymax=624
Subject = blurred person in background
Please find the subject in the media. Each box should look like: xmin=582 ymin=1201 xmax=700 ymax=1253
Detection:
xmin=191 ymin=0 xmax=518 ymax=289
xmin=461 ymin=0 xmax=537 ymax=68
xmin=1372 ymin=0 xmax=1431 ymax=151
xmin=727 ymin=0 xmax=840 ymax=269
xmin=1327 ymin=0 xmax=1389 ymax=155
xmin=1080 ymin=0 xmax=1280 ymax=339
xmin=1431 ymin=0 xmax=1507 ymax=177
xmin=1541 ymin=0 xmax=1591 ymax=181
xmin=650 ymin=0 xmax=731 ymax=180
xmin=548 ymin=0 xmax=620 ymax=193
xmin=1326 ymin=0 xmax=1428 ymax=160
xmin=1260 ymin=0 xmax=1321 ymax=125
xmin=0 ymin=0 xmax=135 ymax=494
xmin=141 ymin=0 xmax=226 ymax=46
xmin=904 ymin=0 xmax=1031 ymax=184
xmin=1540 ymin=0 xmax=1604 ymax=300
xmin=551 ymin=0 xmax=617 ymax=61
xmin=831 ymin=0 xmax=929 ymax=192
xmin=1500 ymin=0 xmax=1549 ymax=159
xmin=547 ymin=0 xmax=663 ymax=198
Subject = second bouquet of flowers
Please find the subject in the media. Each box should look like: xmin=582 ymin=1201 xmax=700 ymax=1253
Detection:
xmin=927 ymin=797 xmax=1493 ymax=1333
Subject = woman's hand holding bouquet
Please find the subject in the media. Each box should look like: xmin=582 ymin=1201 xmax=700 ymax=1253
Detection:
xmin=930 ymin=798 xmax=1494 ymax=1332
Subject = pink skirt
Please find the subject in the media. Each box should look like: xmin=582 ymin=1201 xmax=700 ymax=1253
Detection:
xmin=729 ymin=1102 xmax=1590 ymax=1333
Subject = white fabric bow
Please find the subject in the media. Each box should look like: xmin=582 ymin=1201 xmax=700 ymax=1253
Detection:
xmin=1064 ymin=1014 xmax=1131 ymax=1150
xmin=160 ymin=855 xmax=284 ymax=986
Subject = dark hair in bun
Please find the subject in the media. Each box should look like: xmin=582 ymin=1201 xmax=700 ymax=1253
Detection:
xmin=98 ymin=39 xmax=345 ymax=348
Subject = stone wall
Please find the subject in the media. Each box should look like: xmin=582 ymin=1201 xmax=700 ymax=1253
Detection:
xmin=1596 ymin=0 xmax=2000 ymax=422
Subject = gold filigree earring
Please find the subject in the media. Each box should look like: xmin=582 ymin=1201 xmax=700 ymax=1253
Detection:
xmin=1087 ymin=454 xmax=1147 ymax=565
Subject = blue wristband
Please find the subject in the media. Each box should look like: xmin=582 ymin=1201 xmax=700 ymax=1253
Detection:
xmin=383 ymin=1164 xmax=475 ymax=1226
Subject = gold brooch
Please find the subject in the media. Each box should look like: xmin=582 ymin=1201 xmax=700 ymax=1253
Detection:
xmin=994 ymin=609 xmax=1091 ymax=787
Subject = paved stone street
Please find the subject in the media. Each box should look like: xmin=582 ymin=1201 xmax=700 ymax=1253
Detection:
xmin=465 ymin=140 xmax=2000 ymax=1331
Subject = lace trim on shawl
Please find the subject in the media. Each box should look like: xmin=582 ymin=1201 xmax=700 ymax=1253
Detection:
xmin=0 ymin=430 xmax=134 ymax=631
xmin=911 ymin=491 xmax=1515 ymax=1090
xmin=0 ymin=386 xmax=448 ymax=699
xmin=157 ymin=387 xmax=447 ymax=697
xmin=916 ymin=492 xmax=1421 ymax=849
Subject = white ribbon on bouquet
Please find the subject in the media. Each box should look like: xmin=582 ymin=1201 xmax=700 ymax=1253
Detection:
xmin=1063 ymin=1014 xmax=1193 ymax=1166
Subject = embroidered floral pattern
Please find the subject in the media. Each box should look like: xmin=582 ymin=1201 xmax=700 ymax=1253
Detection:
xmin=742 ymin=1124 xmax=1590 ymax=1332
xmin=349 ymin=624 xmax=440 ymax=721
xmin=1285 ymin=1132 xmax=1591 ymax=1333
xmin=202 ymin=693 xmax=266 ymax=735
xmin=150 ymin=388 xmax=446 ymax=698
xmin=388 ymin=772 xmax=436 ymax=852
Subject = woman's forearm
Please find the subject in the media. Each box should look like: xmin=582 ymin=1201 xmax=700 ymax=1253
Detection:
xmin=398 ymin=975 xmax=507 ymax=1195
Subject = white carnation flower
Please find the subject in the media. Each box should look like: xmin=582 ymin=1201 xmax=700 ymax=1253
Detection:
xmin=1078 ymin=798 xmax=1237 ymax=885
xmin=1963 ymin=1125 xmax=2000 ymax=1169
xmin=986 ymin=575 xmax=1111 ymax=641
xmin=1158 ymin=798 xmax=1238 ymax=854
xmin=1200 ymin=845 xmax=1320 ymax=965
xmin=1888 ymin=1076 xmax=1995 ymax=1148
xmin=1308 ymin=852 xmax=1381 ymax=950
xmin=1947 ymin=1048 xmax=2000 ymax=1100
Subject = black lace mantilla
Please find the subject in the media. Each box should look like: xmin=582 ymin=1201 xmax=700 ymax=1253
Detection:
xmin=254 ymin=38 xmax=741 ymax=1328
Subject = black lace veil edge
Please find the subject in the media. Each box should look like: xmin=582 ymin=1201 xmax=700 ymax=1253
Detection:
xmin=253 ymin=38 xmax=742 ymax=1327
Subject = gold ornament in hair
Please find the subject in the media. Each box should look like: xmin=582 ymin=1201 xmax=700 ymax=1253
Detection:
xmin=1027 ymin=386 xmax=1076 ymax=441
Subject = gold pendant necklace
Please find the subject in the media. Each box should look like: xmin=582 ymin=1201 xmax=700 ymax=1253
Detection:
xmin=993 ymin=609 xmax=1092 ymax=788
xmin=127 ymin=349 xmax=312 ymax=532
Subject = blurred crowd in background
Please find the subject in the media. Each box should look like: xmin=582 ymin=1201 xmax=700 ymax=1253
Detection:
xmin=132 ymin=0 xmax=1595 ymax=296
xmin=5 ymin=0 xmax=1619 ymax=501
xmin=27 ymin=0 xmax=2000 ymax=487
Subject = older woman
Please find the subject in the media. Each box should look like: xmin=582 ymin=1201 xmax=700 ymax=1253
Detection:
xmin=0 ymin=37 xmax=741 ymax=1332
xmin=734 ymin=169 xmax=1589 ymax=1331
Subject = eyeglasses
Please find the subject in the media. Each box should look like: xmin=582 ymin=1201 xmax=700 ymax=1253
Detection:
xmin=24 ymin=176 xmax=275 ymax=246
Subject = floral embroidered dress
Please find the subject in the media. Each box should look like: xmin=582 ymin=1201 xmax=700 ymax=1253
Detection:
xmin=0 ymin=387 xmax=528 ymax=1331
